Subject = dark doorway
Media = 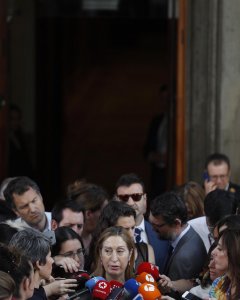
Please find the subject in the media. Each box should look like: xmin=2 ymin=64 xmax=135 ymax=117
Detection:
xmin=33 ymin=1 xmax=177 ymax=208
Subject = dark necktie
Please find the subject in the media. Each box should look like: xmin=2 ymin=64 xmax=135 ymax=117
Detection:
xmin=134 ymin=227 xmax=143 ymax=243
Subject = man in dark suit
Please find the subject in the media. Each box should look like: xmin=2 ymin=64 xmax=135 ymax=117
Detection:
xmin=204 ymin=153 xmax=240 ymax=206
xmin=149 ymin=192 xmax=207 ymax=282
xmin=115 ymin=173 xmax=169 ymax=273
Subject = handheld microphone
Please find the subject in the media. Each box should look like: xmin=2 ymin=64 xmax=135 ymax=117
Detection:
xmin=106 ymin=278 xmax=140 ymax=300
xmin=66 ymin=288 xmax=91 ymax=300
xmin=85 ymin=276 xmax=105 ymax=292
xmin=138 ymin=283 xmax=161 ymax=300
xmin=106 ymin=287 xmax=125 ymax=300
xmin=72 ymin=272 xmax=91 ymax=289
xmin=92 ymin=280 xmax=111 ymax=299
xmin=123 ymin=278 xmax=141 ymax=299
xmin=136 ymin=262 xmax=160 ymax=281
xmin=135 ymin=272 xmax=157 ymax=287
xmin=66 ymin=276 xmax=105 ymax=300
xmin=132 ymin=294 xmax=144 ymax=300
xmin=109 ymin=280 xmax=123 ymax=290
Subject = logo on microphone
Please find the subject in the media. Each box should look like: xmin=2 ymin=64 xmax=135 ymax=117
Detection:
xmin=99 ymin=282 xmax=108 ymax=289
xmin=145 ymin=274 xmax=154 ymax=283
xmin=144 ymin=284 xmax=155 ymax=292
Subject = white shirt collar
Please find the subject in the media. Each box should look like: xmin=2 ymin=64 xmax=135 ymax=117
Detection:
xmin=137 ymin=218 xmax=146 ymax=232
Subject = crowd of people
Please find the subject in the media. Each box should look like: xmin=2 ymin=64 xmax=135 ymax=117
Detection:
xmin=0 ymin=152 xmax=240 ymax=300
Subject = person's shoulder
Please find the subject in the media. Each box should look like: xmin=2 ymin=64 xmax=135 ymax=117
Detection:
xmin=179 ymin=227 xmax=206 ymax=253
xmin=188 ymin=216 xmax=206 ymax=226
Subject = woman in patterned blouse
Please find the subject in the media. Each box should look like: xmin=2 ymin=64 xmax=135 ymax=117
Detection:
xmin=209 ymin=229 xmax=240 ymax=300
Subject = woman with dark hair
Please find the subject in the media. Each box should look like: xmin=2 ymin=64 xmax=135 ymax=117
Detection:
xmin=0 ymin=244 xmax=34 ymax=300
xmin=92 ymin=226 xmax=135 ymax=283
xmin=214 ymin=214 xmax=240 ymax=239
xmin=209 ymin=229 xmax=240 ymax=300
xmin=52 ymin=226 xmax=85 ymax=270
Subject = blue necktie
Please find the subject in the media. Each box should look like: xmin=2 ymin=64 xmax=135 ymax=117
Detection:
xmin=134 ymin=227 xmax=143 ymax=243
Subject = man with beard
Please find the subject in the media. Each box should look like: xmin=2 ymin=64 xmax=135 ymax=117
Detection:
xmin=149 ymin=192 xmax=207 ymax=281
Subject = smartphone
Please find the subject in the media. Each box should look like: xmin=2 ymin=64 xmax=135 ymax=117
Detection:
xmin=182 ymin=291 xmax=202 ymax=300
xmin=203 ymin=171 xmax=210 ymax=181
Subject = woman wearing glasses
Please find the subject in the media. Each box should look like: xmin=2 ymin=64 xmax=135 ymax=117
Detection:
xmin=52 ymin=226 xmax=85 ymax=270
xmin=93 ymin=226 xmax=135 ymax=283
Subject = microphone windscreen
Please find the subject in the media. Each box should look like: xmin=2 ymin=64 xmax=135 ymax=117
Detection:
xmin=124 ymin=278 xmax=140 ymax=298
xmin=138 ymin=283 xmax=161 ymax=300
xmin=85 ymin=276 xmax=105 ymax=291
xmin=92 ymin=280 xmax=111 ymax=299
xmin=109 ymin=280 xmax=123 ymax=290
xmin=135 ymin=272 xmax=157 ymax=287
xmin=136 ymin=262 xmax=160 ymax=281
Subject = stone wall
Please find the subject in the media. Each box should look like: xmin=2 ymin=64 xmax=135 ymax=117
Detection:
xmin=186 ymin=0 xmax=240 ymax=183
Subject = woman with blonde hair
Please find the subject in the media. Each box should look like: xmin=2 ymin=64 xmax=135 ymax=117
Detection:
xmin=93 ymin=226 xmax=135 ymax=283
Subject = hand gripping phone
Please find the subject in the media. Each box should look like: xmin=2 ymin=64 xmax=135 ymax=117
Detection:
xmin=182 ymin=291 xmax=203 ymax=300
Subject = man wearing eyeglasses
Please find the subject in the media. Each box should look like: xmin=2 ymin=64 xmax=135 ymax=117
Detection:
xmin=149 ymin=192 xmax=207 ymax=288
xmin=204 ymin=153 xmax=240 ymax=203
xmin=115 ymin=173 xmax=169 ymax=273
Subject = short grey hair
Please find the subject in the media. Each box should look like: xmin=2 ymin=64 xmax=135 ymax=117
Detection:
xmin=9 ymin=227 xmax=50 ymax=266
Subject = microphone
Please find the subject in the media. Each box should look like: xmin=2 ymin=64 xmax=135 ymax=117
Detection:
xmin=106 ymin=278 xmax=140 ymax=300
xmin=132 ymin=294 xmax=144 ymax=300
xmin=135 ymin=272 xmax=157 ymax=287
xmin=123 ymin=278 xmax=140 ymax=298
xmin=85 ymin=276 xmax=106 ymax=292
xmin=109 ymin=280 xmax=123 ymax=290
xmin=66 ymin=276 xmax=105 ymax=300
xmin=106 ymin=287 xmax=125 ymax=300
xmin=138 ymin=283 xmax=161 ymax=300
xmin=92 ymin=280 xmax=111 ymax=299
xmin=136 ymin=262 xmax=160 ymax=281
xmin=72 ymin=272 xmax=91 ymax=289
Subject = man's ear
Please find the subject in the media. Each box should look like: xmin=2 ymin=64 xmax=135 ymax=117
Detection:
xmin=35 ymin=260 xmax=41 ymax=271
xmin=174 ymin=218 xmax=182 ymax=226
xmin=51 ymin=219 xmax=58 ymax=230
xmin=22 ymin=276 xmax=30 ymax=292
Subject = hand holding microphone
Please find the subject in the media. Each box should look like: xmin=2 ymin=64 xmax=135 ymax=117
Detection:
xmin=66 ymin=276 xmax=105 ymax=300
